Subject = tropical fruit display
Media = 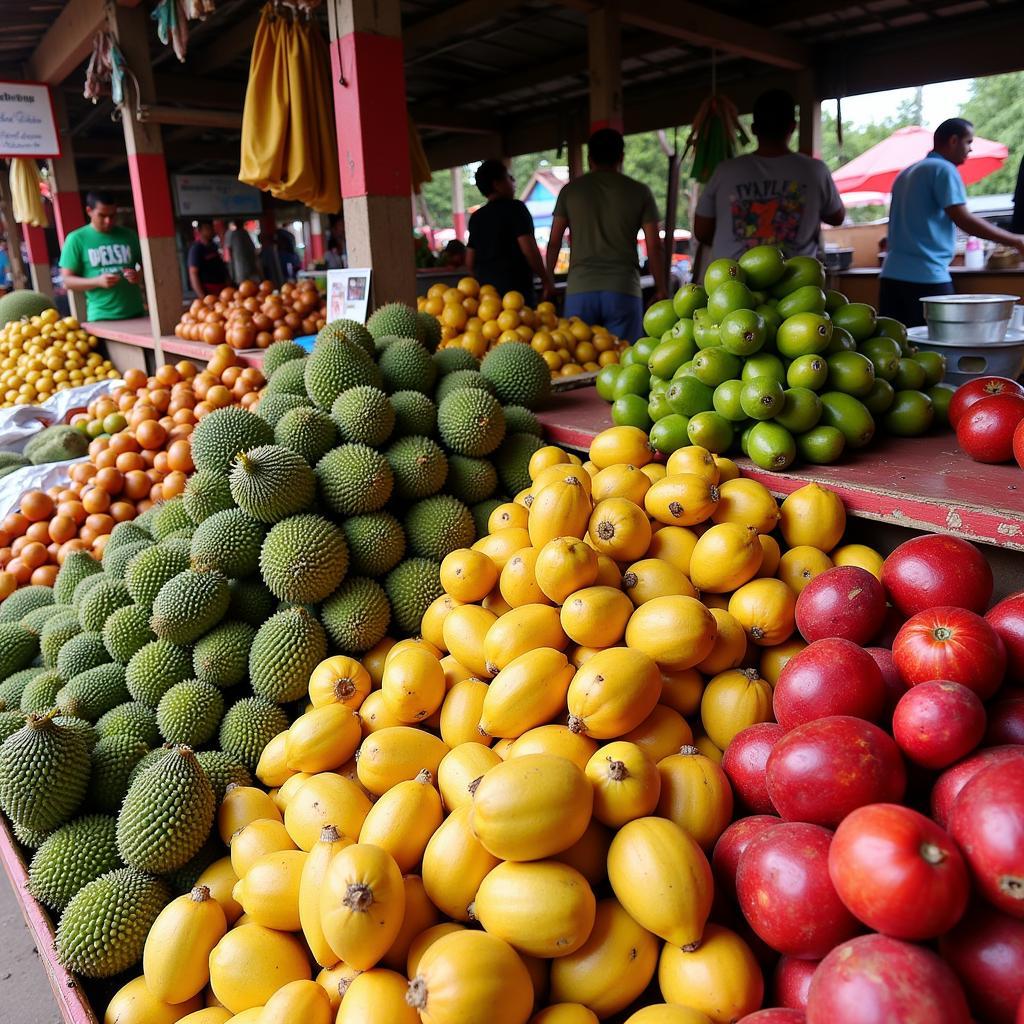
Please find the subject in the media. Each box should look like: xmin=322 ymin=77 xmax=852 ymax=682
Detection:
xmin=418 ymin=277 xmax=627 ymax=378
xmin=949 ymin=375 xmax=1024 ymax=468
xmin=597 ymin=249 xmax=955 ymax=469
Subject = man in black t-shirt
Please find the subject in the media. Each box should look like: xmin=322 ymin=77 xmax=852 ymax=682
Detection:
xmin=187 ymin=220 xmax=229 ymax=296
xmin=466 ymin=160 xmax=554 ymax=304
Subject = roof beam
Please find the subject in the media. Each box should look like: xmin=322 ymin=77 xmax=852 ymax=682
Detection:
xmin=26 ymin=0 xmax=107 ymax=84
xmin=153 ymin=73 xmax=245 ymax=109
xmin=404 ymin=0 xmax=527 ymax=52
xmin=188 ymin=10 xmax=260 ymax=75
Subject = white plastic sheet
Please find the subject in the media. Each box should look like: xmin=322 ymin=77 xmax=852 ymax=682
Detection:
xmin=0 ymin=458 xmax=87 ymax=519
xmin=0 ymin=380 xmax=125 ymax=453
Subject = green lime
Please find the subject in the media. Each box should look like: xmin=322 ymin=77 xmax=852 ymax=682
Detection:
xmin=612 ymin=394 xmax=652 ymax=431
xmin=86 ymin=419 xmax=105 ymax=438
xmin=775 ymin=387 xmax=822 ymax=433
xmin=777 ymin=285 xmax=827 ymax=320
xmin=913 ymin=350 xmax=946 ymax=387
xmin=797 ymin=425 xmax=846 ymax=464
xmin=648 ymin=391 xmax=673 ymax=422
xmin=739 ymin=423 xmax=754 ymax=456
xmin=826 ymin=351 xmax=876 ymax=398
xmin=633 ymin=336 xmax=660 ymax=365
xmin=787 ymin=354 xmax=828 ymax=390
xmin=777 ymin=312 xmax=832 ymax=358
xmin=694 ymin=319 xmax=722 ymax=350
xmin=756 ymin=303 xmax=783 ymax=347
xmin=707 ymin=281 xmax=756 ymax=321
xmin=820 ymin=391 xmax=876 ymax=448
xmin=649 ymin=414 xmax=691 ymax=454
xmin=720 ymin=309 xmax=767 ymax=356
xmin=649 ymin=336 xmax=697 ymax=379
xmin=595 ymin=364 xmax=622 ymax=401
xmin=831 ymin=302 xmax=878 ymax=342
xmin=825 ymin=326 xmax=857 ymax=354
xmin=894 ymin=357 xmax=927 ymax=391
xmin=673 ymin=284 xmax=708 ymax=319
xmin=738 ymin=245 xmax=786 ymax=289
xmin=742 ymin=353 xmax=786 ymax=385
xmin=667 ymin=376 xmax=714 ymax=417
xmin=860 ymin=336 xmax=901 ymax=381
xmin=863 ymin=378 xmax=895 ymax=416
xmin=666 ymin=318 xmax=696 ymax=344
xmin=673 ymin=360 xmax=696 ymax=379
xmin=825 ymin=289 xmax=849 ymax=313
xmin=713 ymin=379 xmax=747 ymax=421
xmin=704 ymin=258 xmax=745 ymax=292
xmin=692 ymin=347 xmax=742 ymax=387
xmin=928 ymin=383 xmax=956 ymax=426
xmin=771 ymin=255 xmax=825 ymax=298
xmin=650 ymin=376 xmax=669 ymax=395
xmin=642 ymin=301 xmax=678 ymax=339
xmin=620 ymin=346 xmax=638 ymax=366
xmin=883 ymin=390 xmax=934 ymax=436
xmin=740 ymin=377 xmax=785 ymax=421
xmin=747 ymin=421 xmax=797 ymax=471
xmin=103 ymin=413 xmax=127 ymax=434
xmin=874 ymin=316 xmax=910 ymax=353
xmin=687 ymin=410 xmax=734 ymax=453
xmin=613 ymin=363 xmax=651 ymax=399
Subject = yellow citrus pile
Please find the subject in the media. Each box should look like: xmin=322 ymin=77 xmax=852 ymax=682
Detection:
xmin=418 ymin=277 xmax=626 ymax=377
xmin=0 ymin=310 xmax=117 ymax=408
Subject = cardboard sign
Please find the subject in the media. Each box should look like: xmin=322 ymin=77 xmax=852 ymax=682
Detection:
xmin=0 ymin=80 xmax=59 ymax=158
xmin=326 ymin=268 xmax=372 ymax=324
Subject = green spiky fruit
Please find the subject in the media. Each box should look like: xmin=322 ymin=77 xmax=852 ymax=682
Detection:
xmin=151 ymin=498 xmax=193 ymax=542
xmin=342 ymin=512 xmax=406 ymax=576
xmin=57 ymin=663 xmax=129 ymax=722
xmin=227 ymin=578 xmax=276 ymax=627
xmin=181 ymin=468 xmax=235 ymax=525
xmin=417 ymin=311 xmax=442 ymax=352
xmin=88 ymin=735 xmax=150 ymax=813
xmin=53 ymin=551 xmax=102 ymax=605
xmin=56 ymin=867 xmax=170 ymax=978
xmin=385 ymin=558 xmax=444 ymax=635
xmin=38 ymin=611 xmax=81 ymax=668
xmin=304 ymin=338 xmax=382 ymax=410
xmin=0 ymin=288 xmax=54 ymax=325
xmin=0 ymin=666 xmax=44 ymax=707
xmin=124 ymin=541 xmax=191 ymax=611
xmin=53 ymin=706 xmax=98 ymax=753
xmin=501 ymin=405 xmax=542 ymax=437
xmin=0 ymin=451 xmax=29 ymax=473
xmin=151 ymin=569 xmax=230 ymax=645
xmin=317 ymin=319 xmax=375 ymax=357
xmin=77 ymin=577 xmax=132 ymax=633
xmin=264 ymin=357 xmax=308 ymax=398
xmin=480 ymin=342 xmax=551 ymax=409
xmin=100 ymin=604 xmax=156 ymax=665
xmin=229 ymin=444 xmax=316 ymax=524
xmin=248 ymin=607 xmax=327 ymax=703
xmin=405 ymin=496 xmax=476 ymax=561
xmin=435 ymin=369 xmax=495 ymax=405
xmin=438 ymin=388 xmax=506 ymax=456
xmin=101 ymin=539 xmax=151 ymax=580
xmin=274 ymin=405 xmax=338 ymax=465
xmin=446 ymin=454 xmax=498 ymax=504
xmin=260 ymin=513 xmax=349 ymax=604
xmin=96 ymin=702 xmax=159 ymax=748
xmin=386 ymin=436 xmax=448 ymax=500
xmin=105 ymin=521 xmax=150 ymax=553
xmin=494 ymin=431 xmax=545 ymax=495
xmin=192 ymin=621 xmax=256 ymax=689
xmin=131 ymin=505 xmax=158 ymax=536
xmin=190 ymin=509 xmax=267 ymax=579
xmin=157 ymin=680 xmax=225 ymax=746
xmin=433 ymin=347 xmax=478 ymax=376
xmin=116 ymin=746 xmax=215 ymax=873
xmin=23 ymin=424 xmax=89 ymax=465
xmin=0 ymin=622 xmax=37 ymax=678
xmin=11 ymin=821 xmax=51 ymax=848
xmin=28 ymin=815 xmax=121 ymax=913
xmin=56 ymin=632 xmax=110 ymax=682
xmin=0 ymin=713 xmax=89 ymax=831
xmin=262 ymin=339 xmax=307 ymax=376
xmin=190 ymin=407 xmax=275 ymax=475
xmin=195 ymin=751 xmax=251 ymax=802
xmin=390 ymin=390 xmax=437 ymax=439
xmin=219 ymin=697 xmax=289 ymax=771
xmin=129 ymin=745 xmax=172 ymax=785
xmin=254 ymin=390 xmax=310 ymax=429
xmin=0 ymin=585 xmax=53 ymax=623
xmin=126 ymin=639 xmax=194 ymax=708
xmin=316 ymin=443 xmax=393 ymax=516
xmin=331 ymin=385 xmax=394 ymax=446
xmin=471 ymin=498 xmax=505 ymax=538
xmin=19 ymin=670 xmax=63 ymax=714
xmin=21 ymin=603 xmax=67 ymax=635
xmin=71 ymin=574 xmax=106 ymax=613
xmin=367 ymin=302 xmax=421 ymax=342
xmin=321 ymin=577 xmax=391 ymax=653
xmin=0 ymin=707 xmax=25 ymax=745
xmin=378 ymin=339 xmax=437 ymax=396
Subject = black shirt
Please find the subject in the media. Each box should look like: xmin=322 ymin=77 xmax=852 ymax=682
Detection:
xmin=187 ymin=240 xmax=229 ymax=289
xmin=467 ymin=198 xmax=536 ymax=298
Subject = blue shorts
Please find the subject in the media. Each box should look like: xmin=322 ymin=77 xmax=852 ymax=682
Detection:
xmin=564 ymin=290 xmax=644 ymax=343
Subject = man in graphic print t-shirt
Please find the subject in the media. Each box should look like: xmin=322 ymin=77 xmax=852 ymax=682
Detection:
xmin=59 ymin=191 xmax=145 ymax=321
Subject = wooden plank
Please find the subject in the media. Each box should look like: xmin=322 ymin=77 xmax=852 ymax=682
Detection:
xmin=25 ymin=0 xmax=106 ymax=85
xmin=404 ymin=0 xmax=525 ymax=52
xmin=588 ymin=3 xmax=623 ymax=132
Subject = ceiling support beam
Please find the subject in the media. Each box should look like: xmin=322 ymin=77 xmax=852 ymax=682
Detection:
xmin=404 ymin=0 xmax=526 ymax=52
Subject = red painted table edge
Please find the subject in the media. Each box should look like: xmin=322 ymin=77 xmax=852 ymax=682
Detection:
xmin=0 ymin=817 xmax=99 ymax=1024
xmin=84 ymin=320 xmax=265 ymax=368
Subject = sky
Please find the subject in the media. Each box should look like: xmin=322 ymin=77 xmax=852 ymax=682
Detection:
xmin=827 ymin=79 xmax=974 ymax=129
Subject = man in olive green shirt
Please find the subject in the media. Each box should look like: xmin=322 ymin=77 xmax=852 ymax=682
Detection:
xmin=59 ymin=191 xmax=145 ymax=321
xmin=546 ymin=129 xmax=665 ymax=341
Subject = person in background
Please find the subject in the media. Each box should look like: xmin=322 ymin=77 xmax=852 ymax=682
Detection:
xmin=58 ymin=190 xmax=144 ymax=322
xmin=440 ymin=239 xmax=467 ymax=271
xmin=0 ymin=241 xmax=10 ymax=291
xmin=259 ymin=231 xmax=285 ymax=288
xmin=466 ymin=159 xmax=553 ymax=304
xmin=225 ymin=221 xmax=259 ymax=283
xmin=693 ymin=89 xmax=845 ymax=265
xmin=275 ymin=227 xmax=300 ymax=279
xmin=187 ymin=220 xmax=230 ymax=296
xmin=546 ymin=129 xmax=664 ymax=342
xmin=880 ymin=117 xmax=1024 ymax=326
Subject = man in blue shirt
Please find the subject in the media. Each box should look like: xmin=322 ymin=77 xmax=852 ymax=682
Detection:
xmin=880 ymin=118 xmax=1024 ymax=327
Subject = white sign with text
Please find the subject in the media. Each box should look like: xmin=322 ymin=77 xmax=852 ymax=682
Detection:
xmin=0 ymin=81 xmax=59 ymax=158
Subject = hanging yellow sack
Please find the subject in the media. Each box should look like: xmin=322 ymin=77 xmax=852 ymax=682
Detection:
xmin=239 ymin=5 xmax=289 ymax=192
xmin=10 ymin=159 xmax=48 ymax=228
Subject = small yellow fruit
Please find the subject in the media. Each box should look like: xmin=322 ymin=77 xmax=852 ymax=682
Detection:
xmin=700 ymin=668 xmax=774 ymax=749
xmin=588 ymin=497 xmax=651 ymax=562
xmin=689 ymin=523 xmax=763 ymax=593
xmin=534 ymin=536 xmax=599 ymax=604
xmin=480 ymin=647 xmax=575 ymax=739
xmin=254 ymin=731 xmax=293 ymax=788
xmin=440 ymin=548 xmax=498 ymax=602
xmin=208 ymin=923 xmax=310 ymax=1013
xmin=422 ymin=804 xmax=499 ymax=921
xmin=442 ymin=604 xmax=497 ymax=678
xmin=658 ymin=667 xmax=704 ymax=717
xmin=590 ymin=463 xmax=653 ymax=505
xmin=646 ymin=525 xmax=699 ymax=575
xmin=778 ymin=544 xmax=833 ymax=594
xmin=585 ymin=741 xmax=661 ymax=827
xmin=484 ymin=602 xmax=568 ymax=674
xmin=507 ymin=724 xmax=598 ymax=771
xmin=729 ymin=577 xmax=797 ymax=646
xmin=300 ymin=825 xmax=353 ymax=968
xmin=624 ymin=1006 xmax=714 ymax=1024
xmin=489 ymin=501 xmax=528 ymax=532
xmin=284 ymin=772 xmax=372 ymax=850
xmin=567 ymin=647 xmax=662 ymax=738
xmin=624 ymin=595 xmax=717 ymax=670
xmin=358 ymin=768 xmax=443 ymax=871
xmin=644 ymin=474 xmax=720 ymax=527
xmin=529 ymin=444 xmax=571 ymax=479
xmin=382 ymin=646 xmax=446 ymax=723
xmin=355 ymin=726 xmax=449 ymax=797
xmin=307 ymin=655 xmax=371 ymax=709
xmin=102 ymin=976 xmax=201 ymax=1024
xmin=231 ymin=849 xmax=306 ymax=931
xmin=711 ymin=477 xmax=780 ymax=533
xmin=383 ymin=874 xmax=439 ymax=971
xmin=756 ymin=533 xmax=782 ymax=578
xmin=406 ymin=923 xmax=467 ymax=978
xmin=230 ymin=818 xmax=296 ymax=879
xmin=760 ymin=636 xmax=808 ymax=685
xmin=439 ymin=677 xmax=491 ymax=748
xmin=621 ymin=557 xmax=696 ymax=606
xmin=832 ymin=542 xmax=884 ymax=579
xmin=286 ymin=704 xmax=362 ymax=772
xmin=337 ymin=968 xmax=419 ymax=1024
xmin=195 ymin=857 xmax=242 ymax=925
xmin=499 ymin=545 xmax=552 ymax=607
xmin=589 ymin=425 xmax=653 ymax=469
xmin=621 ymin=703 xmax=694 ymax=763
xmin=695 ymin=608 xmax=748 ymax=676
xmin=779 ymin=482 xmax=846 ymax=552
xmin=262 ymin=979 xmax=332 ymax=1024
xmin=217 ymin=785 xmax=281 ymax=845
xmin=421 ymin=593 xmax=463 ymax=650
xmin=656 ymin=746 xmax=734 ymax=849
xmin=437 ymin=743 xmax=502 ymax=811
xmin=666 ymin=445 xmax=719 ymax=484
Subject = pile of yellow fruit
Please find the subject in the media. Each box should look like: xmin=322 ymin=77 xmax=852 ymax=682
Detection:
xmin=418 ymin=277 xmax=626 ymax=378
xmin=112 ymin=427 xmax=882 ymax=1024
xmin=0 ymin=310 xmax=117 ymax=408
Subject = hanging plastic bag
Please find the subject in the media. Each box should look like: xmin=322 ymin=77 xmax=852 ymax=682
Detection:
xmin=9 ymin=159 xmax=47 ymax=228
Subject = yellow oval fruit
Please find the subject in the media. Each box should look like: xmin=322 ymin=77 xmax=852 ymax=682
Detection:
xmin=665 ymin=445 xmax=719 ymax=484
xmin=711 ymin=477 xmax=780 ymax=533
xmin=176 ymin=1010 xmax=231 ymax=1024
xmin=316 ymin=961 xmax=361 ymax=1011
xmin=438 ymin=744 xmax=501 ymax=812
xmin=700 ymin=668 xmax=774 ymax=749
xmin=385 ymin=637 xmax=443 ymax=665
xmin=308 ymin=655 xmax=371 ymax=710
xmin=484 ymin=603 xmax=568 ymax=675
xmin=595 ymin=554 xmax=622 ymax=587
xmin=589 ymin=425 xmax=653 ymax=469
xmin=255 ymin=731 xmax=293 ymax=788
xmin=532 ymin=462 xmax=593 ymax=499
xmin=588 ymin=497 xmax=652 ymax=562
xmin=480 ymin=647 xmax=575 ymax=739
xmin=624 ymin=1006 xmax=714 ymax=1024
xmin=231 ymin=849 xmax=306 ymax=931
xmin=217 ymin=785 xmax=281 ymax=845
xmin=262 ymin=979 xmax=332 ymax=1024
xmin=196 ymin=857 xmax=242 ymax=925
xmin=621 ymin=703 xmax=694 ymax=763
xmin=284 ymin=772 xmax=372 ymax=850
xmin=553 ymin=817 xmax=612 ymax=887
xmin=358 ymin=768 xmax=443 ymax=871
xmin=689 ymin=523 xmax=763 ymax=593
xmin=500 ymin=546 xmax=553 ymax=607
xmin=383 ymin=874 xmax=440 ymax=971
xmin=493 ymin=737 xmax=515 ymax=758
xmin=778 ymin=544 xmax=834 ymax=594
xmin=644 ymin=473 xmax=720 ymax=527
xmin=407 ymin=923 xmax=467 ymax=978
xmin=208 ymin=923 xmax=310 ymax=1013
xmin=489 ymin=501 xmax=529 ymax=533
xmin=621 ymin=558 xmax=695 ymax=606
xmin=534 ymin=536 xmax=600 ymax=604
xmin=606 ymin=816 xmax=713 ymax=948
xmin=421 ymin=593 xmax=464 ymax=650
xmin=102 ymin=976 xmax=201 ymax=1024
xmin=471 ymin=753 xmax=593 ymax=861
xmin=590 ymin=463 xmax=653 ymax=505
xmin=300 ymin=825 xmax=353 ymax=968
xmin=422 ymin=804 xmax=500 ymax=920
xmin=356 ymin=726 xmax=450 ymax=797
xmin=659 ymin=667 xmax=704 ymax=717
xmin=363 ymin=636 xmax=395 ymax=686
xmin=439 ymin=677 xmax=491 ymax=747
xmin=585 ymin=741 xmax=661 ymax=827
xmin=507 ymin=724 xmax=598 ymax=771
xmin=567 ymin=647 xmax=662 ymax=738
xmin=442 ymin=605 xmax=497 ymax=678
xmin=382 ymin=647 xmax=446 ymax=724
xmin=337 ymin=968 xmax=419 ymax=1024
xmin=359 ymin=689 xmax=404 ymax=734
xmin=695 ymin=608 xmax=748 ymax=675
xmin=559 ymin=586 xmax=633 ymax=648
xmin=714 ymin=454 xmax=740 ymax=482
xmin=286 ymin=704 xmax=362 ymax=772
xmin=531 ymin=1005 xmax=599 ymax=1024
xmin=625 ymin=595 xmax=717 ymax=670
xmin=230 ymin=818 xmax=296 ymax=879
xmin=530 ymin=444 xmax=572 ymax=480
xmin=475 ymin=859 xmax=596 ymax=957
xmin=756 ymin=533 xmax=782 ymax=578
xmin=657 ymin=923 xmax=764 ymax=1023
xmin=693 ymin=732 xmax=723 ymax=763
xmin=656 ymin=745 xmax=734 ymax=849
xmin=529 ymin=475 xmax=594 ymax=549
xmin=549 ymin=898 xmax=659 ymax=1017
xmin=729 ymin=577 xmax=797 ymax=646
xmin=646 ymin=525 xmax=699 ymax=575
xmin=779 ymin=482 xmax=846 ymax=551
xmin=760 ymin=636 xmax=808 ymax=685
xmin=320 ymin=843 xmax=405 ymax=971
xmin=642 ymin=462 xmax=667 ymax=483
xmin=407 ymin=929 xmax=534 ymax=1024
xmin=440 ymin=548 xmax=499 ymax=603
xmin=832 ymin=542 xmax=884 ymax=579
xmin=474 ymin=527 xmax=531 ymax=569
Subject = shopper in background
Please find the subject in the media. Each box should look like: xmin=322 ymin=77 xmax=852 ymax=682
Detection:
xmin=466 ymin=159 xmax=553 ymax=305
xmin=0 ymin=241 xmax=10 ymax=291
xmin=546 ymin=129 xmax=664 ymax=342
xmin=225 ymin=221 xmax=259 ymax=283
xmin=440 ymin=239 xmax=468 ymax=271
xmin=259 ymin=231 xmax=285 ymax=288
xmin=186 ymin=220 xmax=230 ymax=296
xmin=58 ymin=190 xmax=144 ymax=322
xmin=880 ymin=117 xmax=1024 ymax=326
xmin=275 ymin=227 xmax=300 ymax=279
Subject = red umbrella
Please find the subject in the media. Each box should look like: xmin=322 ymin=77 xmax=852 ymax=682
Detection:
xmin=832 ymin=125 xmax=1008 ymax=194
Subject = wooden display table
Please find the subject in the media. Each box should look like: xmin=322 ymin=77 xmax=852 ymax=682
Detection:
xmin=536 ymin=387 xmax=1024 ymax=552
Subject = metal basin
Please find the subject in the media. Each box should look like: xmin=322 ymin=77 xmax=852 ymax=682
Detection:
xmin=921 ymin=293 xmax=1018 ymax=343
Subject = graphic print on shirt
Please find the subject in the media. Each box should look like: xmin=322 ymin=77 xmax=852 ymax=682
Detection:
xmin=729 ymin=179 xmax=808 ymax=251
xmin=86 ymin=243 xmax=134 ymax=270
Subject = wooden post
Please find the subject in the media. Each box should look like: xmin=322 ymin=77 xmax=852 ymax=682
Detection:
xmin=47 ymin=92 xmax=86 ymax=319
xmin=451 ymin=167 xmax=466 ymax=242
xmin=0 ymin=170 xmax=28 ymax=291
xmin=328 ymin=0 xmax=416 ymax=306
xmin=23 ymin=224 xmax=52 ymax=298
xmin=797 ymin=71 xmax=822 ymax=158
xmin=110 ymin=2 xmax=182 ymax=350
xmin=588 ymin=3 xmax=623 ymax=133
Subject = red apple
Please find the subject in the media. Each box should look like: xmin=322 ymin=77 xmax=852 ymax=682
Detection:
xmin=712 ymin=814 xmax=782 ymax=902
xmin=774 ymin=956 xmax=818 ymax=1011
xmin=987 ymin=694 xmax=1024 ymax=746
xmin=948 ymin=375 xmax=1024 ymax=429
xmin=988 ymin=591 xmax=1024 ymax=685
xmin=864 ymin=646 xmax=908 ymax=716
xmin=742 ymin=1012 xmax=805 ymax=1023
xmin=794 ymin=566 xmax=887 ymax=645
xmin=892 ymin=679 xmax=986 ymax=769
xmin=956 ymin=393 xmax=1024 ymax=463
xmin=881 ymin=534 xmax=993 ymax=616
xmin=931 ymin=746 xmax=1024 ymax=828
xmin=723 ymin=723 xmax=785 ymax=814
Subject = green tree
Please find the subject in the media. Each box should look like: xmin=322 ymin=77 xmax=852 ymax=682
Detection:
xmin=963 ymin=72 xmax=1024 ymax=196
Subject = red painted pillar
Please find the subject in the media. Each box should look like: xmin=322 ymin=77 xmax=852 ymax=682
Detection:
xmin=23 ymin=222 xmax=52 ymax=297
xmin=52 ymin=192 xmax=85 ymax=244
xmin=309 ymin=212 xmax=326 ymax=263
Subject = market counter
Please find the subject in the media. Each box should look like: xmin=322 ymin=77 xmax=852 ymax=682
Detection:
xmin=833 ymin=267 xmax=1024 ymax=308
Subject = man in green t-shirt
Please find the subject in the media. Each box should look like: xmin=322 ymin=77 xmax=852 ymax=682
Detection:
xmin=59 ymin=191 xmax=145 ymax=321
xmin=545 ymin=129 xmax=665 ymax=342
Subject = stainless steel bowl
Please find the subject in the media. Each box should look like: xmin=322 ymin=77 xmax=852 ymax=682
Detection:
xmin=920 ymin=293 xmax=1018 ymax=343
